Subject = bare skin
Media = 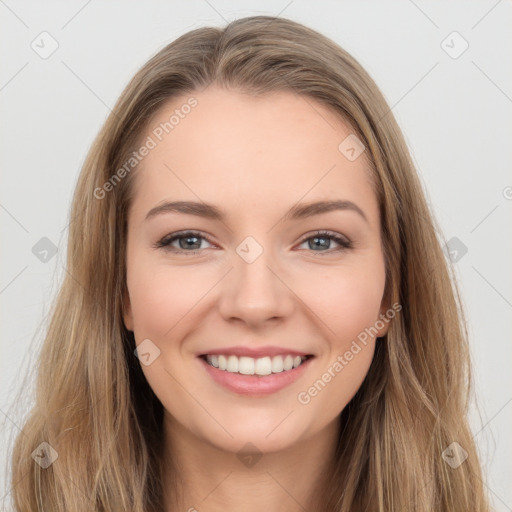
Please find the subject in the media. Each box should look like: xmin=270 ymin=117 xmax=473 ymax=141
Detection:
xmin=122 ymin=86 xmax=389 ymax=511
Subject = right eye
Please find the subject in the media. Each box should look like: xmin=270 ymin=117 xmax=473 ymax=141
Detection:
xmin=153 ymin=230 xmax=216 ymax=254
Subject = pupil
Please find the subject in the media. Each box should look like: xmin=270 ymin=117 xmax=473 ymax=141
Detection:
xmin=181 ymin=236 xmax=200 ymax=250
xmin=311 ymin=236 xmax=328 ymax=250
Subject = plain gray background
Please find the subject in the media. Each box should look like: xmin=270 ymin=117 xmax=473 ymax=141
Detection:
xmin=1 ymin=0 xmax=511 ymax=510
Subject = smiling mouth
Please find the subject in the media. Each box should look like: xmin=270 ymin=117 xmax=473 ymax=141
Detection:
xmin=200 ymin=354 xmax=314 ymax=376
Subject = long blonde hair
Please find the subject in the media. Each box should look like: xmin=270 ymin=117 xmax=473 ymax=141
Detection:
xmin=8 ymin=15 xmax=490 ymax=511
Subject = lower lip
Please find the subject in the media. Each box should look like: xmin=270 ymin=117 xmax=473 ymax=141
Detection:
xmin=199 ymin=356 xmax=314 ymax=396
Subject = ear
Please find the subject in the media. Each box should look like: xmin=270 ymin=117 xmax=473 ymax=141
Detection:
xmin=122 ymin=288 xmax=134 ymax=332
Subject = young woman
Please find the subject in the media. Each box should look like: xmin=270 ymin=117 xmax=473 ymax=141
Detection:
xmin=10 ymin=15 xmax=491 ymax=512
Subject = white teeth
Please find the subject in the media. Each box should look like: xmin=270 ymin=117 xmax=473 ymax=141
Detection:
xmin=271 ymin=355 xmax=284 ymax=373
xmin=205 ymin=354 xmax=308 ymax=375
xmin=226 ymin=355 xmax=238 ymax=373
xmin=239 ymin=356 xmax=255 ymax=375
xmin=255 ymin=356 xmax=272 ymax=375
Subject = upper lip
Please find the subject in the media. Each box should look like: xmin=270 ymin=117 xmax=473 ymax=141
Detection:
xmin=198 ymin=346 xmax=313 ymax=358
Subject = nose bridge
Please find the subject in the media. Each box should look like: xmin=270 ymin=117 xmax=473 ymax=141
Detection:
xmin=218 ymin=234 xmax=293 ymax=324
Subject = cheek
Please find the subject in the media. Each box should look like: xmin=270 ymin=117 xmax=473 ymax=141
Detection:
xmin=298 ymin=266 xmax=384 ymax=415
xmin=300 ymin=263 xmax=386 ymax=346
xmin=127 ymin=263 xmax=208 ymax=339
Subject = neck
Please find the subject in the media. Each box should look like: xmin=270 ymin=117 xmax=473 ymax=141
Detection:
xmin=162 ymin=413 xmax=340 ymax=512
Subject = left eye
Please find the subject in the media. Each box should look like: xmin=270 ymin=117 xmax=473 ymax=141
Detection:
xmin=296 ymin=231 xmax=352 ymax=253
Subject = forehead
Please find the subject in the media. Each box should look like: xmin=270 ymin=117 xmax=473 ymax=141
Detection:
xmin=129 ymin=86 xmax=378 ymax=225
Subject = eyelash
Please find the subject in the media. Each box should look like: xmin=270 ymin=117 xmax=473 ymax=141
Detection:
xmin=153 ymin=230 xmax=353 ymax=256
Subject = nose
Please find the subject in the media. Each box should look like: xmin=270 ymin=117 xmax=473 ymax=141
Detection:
xmin=218 ymin=244 xmax=295 ymax=329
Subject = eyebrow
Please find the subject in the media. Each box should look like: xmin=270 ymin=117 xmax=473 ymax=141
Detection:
xmin=145 ymin=199 xmax=369 ymax=224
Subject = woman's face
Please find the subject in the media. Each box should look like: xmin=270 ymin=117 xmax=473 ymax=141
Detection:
xmin=123 ymin=86 xmax=389 ymax=454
